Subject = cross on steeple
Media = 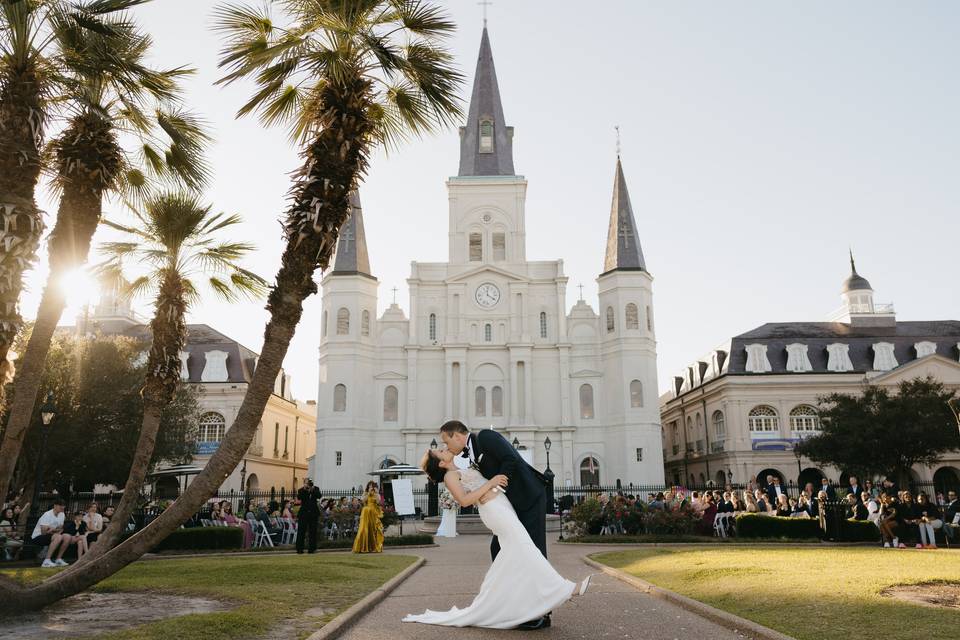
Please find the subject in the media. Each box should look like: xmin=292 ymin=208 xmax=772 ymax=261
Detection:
xmin=478 ymin=0 xmax=492 ymax=25
xmin=339 ymin=227 xmax=353 ymax=252
xmin=578 ymin=283 xmax=584 ymax=301
xmin=618 ymin=220 xmax=632 ymax=248
xmin=391 ymin=287 xmax=398 ymax=304
xmin=615 ymin=125 xmax=621 ymax=157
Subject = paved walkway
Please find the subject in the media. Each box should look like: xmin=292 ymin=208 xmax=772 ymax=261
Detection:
xmin=340 ymin=536 xmax=749 ymax=640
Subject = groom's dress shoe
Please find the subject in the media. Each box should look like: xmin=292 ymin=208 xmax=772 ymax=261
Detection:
xmin=543 ymin=614 xmax=551 ymax=628
xmin=515 ymin=617 xmax=547 ymax=630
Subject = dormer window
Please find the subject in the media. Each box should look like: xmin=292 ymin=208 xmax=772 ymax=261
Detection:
xmin=479 ymin=119 xmax=494 ymax=153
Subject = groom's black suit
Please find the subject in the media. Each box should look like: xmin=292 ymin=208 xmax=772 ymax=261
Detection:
xmin=468 ymin=430 xmax=548 ymax=560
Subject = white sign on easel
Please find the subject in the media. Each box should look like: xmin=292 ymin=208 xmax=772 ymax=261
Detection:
xmin=392 ymin=478 xmax=416 ymax=516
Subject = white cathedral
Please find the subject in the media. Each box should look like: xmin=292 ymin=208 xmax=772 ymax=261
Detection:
xmin=313 ymin=27 xmax=664 ymax=490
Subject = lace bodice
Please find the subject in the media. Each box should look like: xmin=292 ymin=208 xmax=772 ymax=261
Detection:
xmin=457 ymin=467 xmax=488 ymax=492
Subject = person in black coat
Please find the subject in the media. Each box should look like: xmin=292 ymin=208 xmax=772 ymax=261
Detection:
xmin=819 ymin=478 xmax=837 ymax=501
xmin=295 ymin=479 xmax=321 ymax=553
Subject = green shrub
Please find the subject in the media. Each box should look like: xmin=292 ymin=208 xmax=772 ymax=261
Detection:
xmin=840 ymin=518 xmax=881 ymax=542
xmin=735 ymin=514 xmax=821 ymax=539
xmin=570 ymin=499 xmax=603 ymax=535
xmin=310 ymin=533 xmax=433 ymax=550
xmin=154 ymin=526 xmax=244 ymax=551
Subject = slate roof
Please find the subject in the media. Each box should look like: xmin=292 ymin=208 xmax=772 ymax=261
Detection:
xmin=727 ymin=321 xmax=960 ymax=374
xmin=602 ymin=156 xmax=646 ymax=275
xmin=121 ymin=323 xmax=258 ymax=384
xmin=331 ymin=190 xmax=373 ymax=277
xmin=458 ymin=27 xmax=515 ymax=177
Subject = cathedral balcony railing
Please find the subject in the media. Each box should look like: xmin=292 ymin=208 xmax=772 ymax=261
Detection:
xmin=826 ymin=302 xmax=895 ymax=322
xmin=710 ymin=440 xmax=725 ymax=453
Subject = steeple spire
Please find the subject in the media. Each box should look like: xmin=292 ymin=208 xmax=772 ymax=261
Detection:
xmin=602 ymin=156 xmax=646 ymax=274
xmin=332 ymin=191 xmax=372 ymax=277
xmin=458 ymin=26 xmax=515 ymax=177
xmin=849 ymin=247 xmax=858 ymax=274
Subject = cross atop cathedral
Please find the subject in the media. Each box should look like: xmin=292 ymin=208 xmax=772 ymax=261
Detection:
xmin=478 ymin=0 xmax=492 ymax=25
xmin=391 ymin=287 xmax=398 ymax=304
xmin=615 ymin=125 xmax=621 ymax=157
xmin=578 ymin=283 xmax=584 ymax=301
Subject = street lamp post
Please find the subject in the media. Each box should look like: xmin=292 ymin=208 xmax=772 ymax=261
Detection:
xmin=428 ymin=439 xmax=439 ymax=517
xmin=793 ymin=444 xmax=803 ymax=489
xmin=30 ymin=392 xmax=57 ymax=520
xmin=543 ymin=437 xmax=555 ymax=515
xmin=512 ymin=436 xmax=520 ymax=449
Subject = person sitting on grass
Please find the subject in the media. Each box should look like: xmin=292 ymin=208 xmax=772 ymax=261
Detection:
xmin=1 ymin=507 xmax=23 ymax=560
xmin=878 ymin=494 xmax=901 ymax=548
xmin=32 ymin=499 xmax=69 ymax=567
xmin=62 ymin=511 xmax=89 ymax=559
xmin=914 ymin=493 xmax=942 ymax=549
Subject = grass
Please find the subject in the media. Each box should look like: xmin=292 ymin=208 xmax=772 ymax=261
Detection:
xmin=3 ymin=552 xmax=416 ymax=639
xmin=565 ymin=534 xmax=821 ymax=544
xmin=593 ymin=546 xmax=960 ymax=640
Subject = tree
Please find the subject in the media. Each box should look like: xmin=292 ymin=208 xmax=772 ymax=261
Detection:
xmin=0 ymin=0 xmax=462 ymax=612
xmin=14 ymin=334 xmax=198 ymax=495
xmin=796 ymin=377 xmax=958 ymax=485
xmin=0 ymin=0 xmax=138 ymax=405
xmin=0 ymin=0 xmax=211 ymax=505
xmin=74 ymin=190 xmax=265 ymax=558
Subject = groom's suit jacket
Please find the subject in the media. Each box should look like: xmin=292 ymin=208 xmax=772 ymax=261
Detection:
xmin=469 ymin=429 xmax=547 ymax=513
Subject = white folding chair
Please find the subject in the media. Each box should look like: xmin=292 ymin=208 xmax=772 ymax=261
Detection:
xmin=713 ymin=513 xmax=728 ymax=538
xmin=201 ymin=519 xmax=212 ymax=527
xmin=254 ymin=520 xmax=275 ymax=548
xmin=281 ymin=518 xmax=297 ymax=545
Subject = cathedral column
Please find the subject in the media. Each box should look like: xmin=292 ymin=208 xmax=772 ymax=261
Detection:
xmin=556 ymin=280 xmax=568 ymax=339
xmin=559 ymin=346 xmax=572 ymax=425
xmin=408 ymin=281 xmax=419 ymax=344
xmin=444 ymin=360 xmax=453 ymax=420
xmin=405 ymin=350 xmax=418 ymax=427
xmin=523 ymin=359 xmax=534 ymax=426
xmin=459 ymin=359 xmax=468 ymax=422
xmin=509 ymin=355 xmax=519 ymax=426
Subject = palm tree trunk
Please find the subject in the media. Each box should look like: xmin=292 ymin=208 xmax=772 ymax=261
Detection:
xmin=0 ymin=59 xmax=47 ymax=407
xmin=0 ymin=112 xmax=114 ymax=503
xmin=0 ymin=77 xmax=372 ymax=613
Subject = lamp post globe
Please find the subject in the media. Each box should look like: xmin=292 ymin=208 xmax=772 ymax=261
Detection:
xmin=512 ymin=437 xmax=520 ymax=449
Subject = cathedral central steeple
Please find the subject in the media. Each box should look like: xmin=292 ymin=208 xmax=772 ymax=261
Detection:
xmin=458 ymin=26 xmax=515 ymax=177
xmin=331 ymin=191 xmax=373 ymax=278
xmin=602 ymin=156 xmax=646 ymax=275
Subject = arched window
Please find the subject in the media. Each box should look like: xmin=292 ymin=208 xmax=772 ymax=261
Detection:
xmin=475 ymin=386 xmax=486 ymax=416
xmin=336 ymin=308 xmax=350 ymax=335
xmin=479 ymin=118 xmax=494 ymax=153
xmin=606 ymin=307 xmax=615 ymax=333
xmin=712 ymin=410 xmax=726 ymax=439
xmin=630 ymin=379 xmax=643 ymax=407
xmin=383 ymin=386 xmax=398 ymax=422
xmin=322 ymin=311 xmax=327 ymax=337
xmin=579 ymin=384 xmax=594 ymax=419
xmin=625 ymin=303 xmax=639 ymax=330
xmin=748 ymin=405 xmax=779 ymax=432
xmin=428 ymin=313 xmax=437 ymax=341
xmin=199 ymin=412 xmax=226 ymax=442
xmin=493 ymin=232 xmax=506 ymax=261
xmin=539 ymin=311 xmax=547 ymax=338
xmin=695 ymin=413 xmax=702 ymax=432
xmin=469 ymin=232 xmax=483 ymax=262
xmin=789 ymin=405 xmax=820 ymax=432
xmin=484 ymin=323 xmax=492 ymax=342
xmin=361 ymin=310 xmax=370 ymax=336
xmin=491 ymin=386 xmax=503 ymax=417
xmin=333 ymin=384 xmax=347 ymax=412
xmin=580 ymin=457 xmax=600 ymax=486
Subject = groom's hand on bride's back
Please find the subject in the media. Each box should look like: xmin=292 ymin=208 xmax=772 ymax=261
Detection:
xmin=492 ymin=475 xmax=509 ymax=488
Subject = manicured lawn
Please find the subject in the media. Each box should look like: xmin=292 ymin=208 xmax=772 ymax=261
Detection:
xmin=594 ymin=547 xmax=960 ymax=640
xmin=3 ymin=553 xmax=416 ymax=639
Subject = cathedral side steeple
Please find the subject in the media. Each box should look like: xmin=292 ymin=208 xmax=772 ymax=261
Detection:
xmin=602 ymin=156 xmax=646 ymax=275
xmin=331 ymin=191 xmax=373 ymax=278
xmin=458 ymin=26 xmax=515 ymax=177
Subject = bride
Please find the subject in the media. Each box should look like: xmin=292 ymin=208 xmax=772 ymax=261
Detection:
xmin=403 ymin=448 xmax=591 ymax=629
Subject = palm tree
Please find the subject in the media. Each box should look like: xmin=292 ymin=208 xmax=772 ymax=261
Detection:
xmin=0 ymin=0 xmax=137 ymax=403
xmin=0 ymin=1 xmax=211 ymax=503
xmin=0 ymin=0 xmax=461 ymax=611
xmin=74 ymin=191 xmax=266 ymax=557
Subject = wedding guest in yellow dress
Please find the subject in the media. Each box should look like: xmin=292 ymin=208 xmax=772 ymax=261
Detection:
xmin=352 ymin=481 xmax=384 ymax=553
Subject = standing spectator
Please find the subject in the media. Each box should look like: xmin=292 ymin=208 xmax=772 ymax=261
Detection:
xmin=767 ymin=477 xmax=785 ymax=505
xmin=941 ymin=490 xmax=959 ymax=543
xmin=914 ymin=493 xmax=942 ymax=549
xmin=819 ymin=477 xmax=837 ymax=501
xmin=296 ymin=479 xmax=320 ymax=553
xmin=83 ymin=503 xmax=103 ymax=546
xmin=352 ymin=481 xmax=384 ymax=553
xmin=32 ymin=499 xmax=69 ymax=567
xmin=848 ymin=477 xmax=863 ymax=503
xmin=1 ymin=507 xmax=23 ymax=560
xmin=62 ymin=511 xmax=89 ymax=559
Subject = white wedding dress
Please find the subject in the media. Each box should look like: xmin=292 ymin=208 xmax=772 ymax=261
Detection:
xmin=403 ymin=468 xmax=575 ymax=629
xmin=436 ymin=507 xmax=457 ymax=537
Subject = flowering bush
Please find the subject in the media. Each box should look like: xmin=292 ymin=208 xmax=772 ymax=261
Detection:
xmin=643 ymin=504 xmax=701 ymax=535
xmin=380 ymin=505 xmax=399 ymax=528
xmin=565 ymin=496 xmax=702 ymax=537
xmin=569 ymin=498 xmax=603 ymax=535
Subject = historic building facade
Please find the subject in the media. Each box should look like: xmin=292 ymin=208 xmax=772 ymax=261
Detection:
xmin=314 ymin=27 xmax=664 ymax=490
xmin=660 ymin=256 xmax=960 ymax=492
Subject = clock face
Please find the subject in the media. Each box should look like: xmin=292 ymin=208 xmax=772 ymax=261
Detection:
xmin=475 ymin=283 xmax=501 ymax=308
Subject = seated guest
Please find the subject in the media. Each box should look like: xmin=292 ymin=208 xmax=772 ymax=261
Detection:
xmin=847 ymin=476 xmax=863 ymax=503
xmin=101 ymin=505 xmax=115 ymax=527
xmin=775 ymin=494 xmax=791 ymax=517
xmin=878 ymin=494 xmax=901 ymax=548
xmin=943 ymin=490 xmax=959 ymax=544
xmin=1 ymin=507 xmax=23 ymax=560
xmin=864 ymin=480 xmax=878 ymax=498
xmin=719 ymin=491 xmax=734 ymax=513
xmin=788 ymin=496 xmax=804 ymax=517
xmin=648 ymin=492 xmax=665 ymax=511
xmin=730 ymin=494 xmax=743 ymax=513
xmin=914 ymin=493 xmax=942 ymax=549
xmin=280 ymin=499 xmax=294 ymax=520
xmin=754 ymin=489 xmax=771 ymax=514
xmin=899 ymin=492 xmax=920 ymax=545
xmin=863 ymin=492 xmax=881 ymax=524
xmin=744 ymin=493 xmax=759 ymax=513
xmin=62 ymin=511 xmax=89 ymax=559
xmin=32 ymin=499 xmax=69 ymax=567
xmin=83 ymin=503 xmax=103 ymax=546
xmin=846 ymin=493 xmax=867 ymax=520
xmin=209 ymin=502 xmax=224 ymax=523
xmin=700 ymin=494 xmax=718 ymax=535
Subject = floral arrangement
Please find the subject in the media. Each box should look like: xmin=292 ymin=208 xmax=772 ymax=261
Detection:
xmin=439 ymin=485 xmax=458 ymax=511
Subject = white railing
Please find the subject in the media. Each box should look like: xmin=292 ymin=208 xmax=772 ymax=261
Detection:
xmin=826 ymin=302 xmax=895 ymax=322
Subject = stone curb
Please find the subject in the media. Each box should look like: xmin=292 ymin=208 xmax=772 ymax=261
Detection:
xmin=140 ymin=544 xmax=437 ymax=561
xmin=305 ymin=555 xmax=426 ymax=640
xmin=582 ymin=557 xmax=797 ymax=640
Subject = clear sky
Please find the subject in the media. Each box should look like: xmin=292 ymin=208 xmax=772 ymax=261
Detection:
xmin=23 ymin=0 xmax=960 ymax=402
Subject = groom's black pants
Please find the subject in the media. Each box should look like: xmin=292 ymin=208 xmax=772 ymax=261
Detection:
xmin=490 ymin=491 xmax=547 ymax=561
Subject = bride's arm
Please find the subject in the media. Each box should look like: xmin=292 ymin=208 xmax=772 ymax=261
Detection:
xmin=444 ymin=471 xmax=508 ymax=507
